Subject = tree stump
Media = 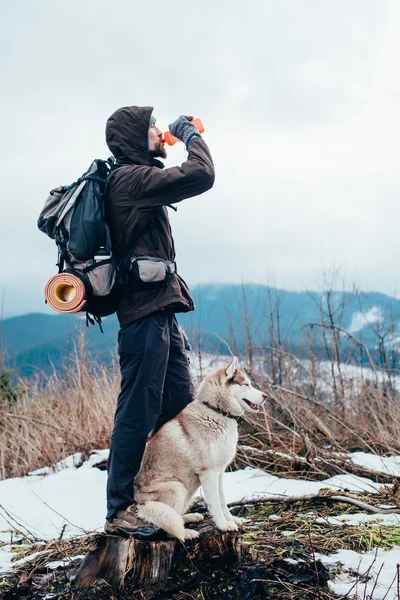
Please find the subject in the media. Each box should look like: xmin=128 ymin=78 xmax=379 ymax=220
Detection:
xmin=74 ymin=517 xmax=249 ymax=593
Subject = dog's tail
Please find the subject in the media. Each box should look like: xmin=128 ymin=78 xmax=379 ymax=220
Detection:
xmin=137 ymin=501 xmax=185 ymax=542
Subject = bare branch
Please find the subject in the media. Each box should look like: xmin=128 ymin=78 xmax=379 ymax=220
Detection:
xmin=228 ymin=494 xmax=400 ymax=513
xmin=302 ymin=322 xmax=378 ymax=382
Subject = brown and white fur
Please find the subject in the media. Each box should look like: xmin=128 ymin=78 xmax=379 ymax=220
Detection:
xmin=134 ymin=357 xmax=267 ymax=542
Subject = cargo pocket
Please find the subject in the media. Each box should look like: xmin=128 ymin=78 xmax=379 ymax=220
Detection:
xmin=132 ymin=257 xmax=167 ymax=284
xmin=87 ymin=261 xmax=116 ymax=296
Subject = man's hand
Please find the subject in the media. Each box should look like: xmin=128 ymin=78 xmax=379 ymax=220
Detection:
xmin=168 ymin=115 xmax=202 ymax=147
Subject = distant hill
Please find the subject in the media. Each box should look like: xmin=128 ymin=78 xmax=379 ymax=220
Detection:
xmin=2 ymin=284 xmax=400 ymax=377
xmin=2 ymin=312 xmax=119 ymax=377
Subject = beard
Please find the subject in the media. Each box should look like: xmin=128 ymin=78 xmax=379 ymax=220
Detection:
xmin=149 ymin=142 xmax=167 ymax=160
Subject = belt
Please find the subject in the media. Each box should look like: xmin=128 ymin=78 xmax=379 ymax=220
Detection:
xmin=159 ymin=303 xmax=176 ymax=312
xmin=167 ymin=261 xmax=177 ymax=275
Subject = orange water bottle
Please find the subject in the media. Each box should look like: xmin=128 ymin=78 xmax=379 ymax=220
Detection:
xmin=164 ymin=118 xmax=205 ymax=146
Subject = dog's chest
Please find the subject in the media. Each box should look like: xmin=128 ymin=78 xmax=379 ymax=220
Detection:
xmin=207 ymin=424 xmax=238 ymax=467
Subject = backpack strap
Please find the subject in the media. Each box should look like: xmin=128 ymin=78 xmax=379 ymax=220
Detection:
xmin=149 ymin=218 xmax=160 ymax=250
xmin=84 ymin=174 xmax=109 ymax=184
xmin=86 ymin=313 xmax=104 ymax=333
xmin=55 ymin=221 xmax=70 ymax=273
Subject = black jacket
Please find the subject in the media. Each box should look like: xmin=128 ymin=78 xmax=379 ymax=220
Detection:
xmin=104 ymin=105 xmax=215 ymax=326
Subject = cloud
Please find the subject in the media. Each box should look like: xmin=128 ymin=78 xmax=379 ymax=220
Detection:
xmin=1 ymin=0 xmax=399 ymax=317
xmin=348 ymin=307 xmax=385 ymax=333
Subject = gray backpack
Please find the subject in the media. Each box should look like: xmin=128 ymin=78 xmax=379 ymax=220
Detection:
xmin=38 ymin=158 xmax=122 ymax=325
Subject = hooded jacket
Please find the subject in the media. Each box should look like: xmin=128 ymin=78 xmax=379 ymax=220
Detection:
xmin=104 ymin=106 xmax=215 ymax=327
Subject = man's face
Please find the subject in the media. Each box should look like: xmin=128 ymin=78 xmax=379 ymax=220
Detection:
xmin=148 ymin=122 xmax=167 ymax=159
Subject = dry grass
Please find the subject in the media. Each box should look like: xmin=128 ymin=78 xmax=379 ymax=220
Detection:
xmin=232 ymin=349 xmax=400 ymax=480
xmin=2 ymin=340 xmax=400 ymax=481
xmin=0 ymin=351 xmax=119 ymax=480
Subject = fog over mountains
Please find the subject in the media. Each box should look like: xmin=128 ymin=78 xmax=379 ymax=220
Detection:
xmin=2 ymin=283 xmax=399 ymax=378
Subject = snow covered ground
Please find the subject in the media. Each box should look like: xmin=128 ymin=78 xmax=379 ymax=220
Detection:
xmin=1 ymin=450 xmax=400 ymax=598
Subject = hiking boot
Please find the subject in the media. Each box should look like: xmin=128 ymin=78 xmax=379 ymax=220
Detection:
xmin=104 ymin=503 xmax=160 ymax=538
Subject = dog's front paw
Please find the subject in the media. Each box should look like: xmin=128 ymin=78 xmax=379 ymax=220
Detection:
xmin=216 ymin=520 xmax=238 ymax=532
xmin=183 ymin=528 xmax=200 ymax=540
xmin=183 ymin=512 xmax=205 ymax=524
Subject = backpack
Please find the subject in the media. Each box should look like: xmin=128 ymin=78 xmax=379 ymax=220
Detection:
xmin=37 ymin=157 xmax=123 ymax=329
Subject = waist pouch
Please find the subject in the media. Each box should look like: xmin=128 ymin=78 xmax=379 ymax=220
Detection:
xmin=127 ymin=256 xmax=177 ymax=291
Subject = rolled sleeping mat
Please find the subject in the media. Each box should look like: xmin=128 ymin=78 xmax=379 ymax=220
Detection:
xmin=45 ymin=272 xmax=88 ymax=313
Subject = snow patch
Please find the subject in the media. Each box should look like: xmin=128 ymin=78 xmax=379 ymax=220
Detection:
xmin=316 ymin=512 xmax=400 ymax=526
xmin=319 ymin=547 xmax=400 ymax=600
xmin=349 ymin=452 xmax=400 ymax=477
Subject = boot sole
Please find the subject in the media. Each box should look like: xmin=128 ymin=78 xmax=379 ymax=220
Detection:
xmin=105 ymin=523 xmax=160 ymax=539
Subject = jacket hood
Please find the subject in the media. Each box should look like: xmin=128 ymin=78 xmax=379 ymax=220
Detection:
xmin=105 ymin=106 xmax=154 ymax=166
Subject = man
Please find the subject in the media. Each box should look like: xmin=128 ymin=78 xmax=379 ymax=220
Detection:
xmin=104 ymin=106 xmax=215 ymax=536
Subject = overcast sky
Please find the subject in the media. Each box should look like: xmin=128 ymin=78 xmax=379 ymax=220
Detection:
xmin=1 ymin=0 xmax=400 ymax=318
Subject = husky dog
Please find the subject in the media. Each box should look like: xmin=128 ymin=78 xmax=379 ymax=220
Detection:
xmin=134 ymin=356 xmax=267 ymax=541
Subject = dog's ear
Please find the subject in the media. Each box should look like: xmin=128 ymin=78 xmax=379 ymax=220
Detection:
xmin=225 ymin=356 xmax=239 ymax=379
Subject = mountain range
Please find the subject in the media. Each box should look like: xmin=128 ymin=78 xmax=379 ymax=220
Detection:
xmin=2 ymin=283 xmax=399 ymax=378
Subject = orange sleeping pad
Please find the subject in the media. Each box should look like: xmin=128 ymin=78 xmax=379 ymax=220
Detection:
xmin=45 ymin=272 xmax=88 ymax=313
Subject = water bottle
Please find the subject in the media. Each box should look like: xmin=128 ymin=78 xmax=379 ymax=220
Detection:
xmin=94 ymin=246 xmax=111 ymax=263
xmin=163 ymin=118 xmax=205 ymax=146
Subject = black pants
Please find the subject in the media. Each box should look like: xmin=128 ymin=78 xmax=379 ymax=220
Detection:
xmin=106 ymin=311 xmax=193 ymax=521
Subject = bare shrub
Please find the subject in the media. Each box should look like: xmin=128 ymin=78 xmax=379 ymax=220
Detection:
xmin=230 ymin=280 xmax=400 ymax=479
xmin=235 ymin=348 xmax=400 ymax=480
xmin=3 ymin=279 xmax=400 ymax=481
xmin=0 ymin=348 xmax=119 ymax=480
